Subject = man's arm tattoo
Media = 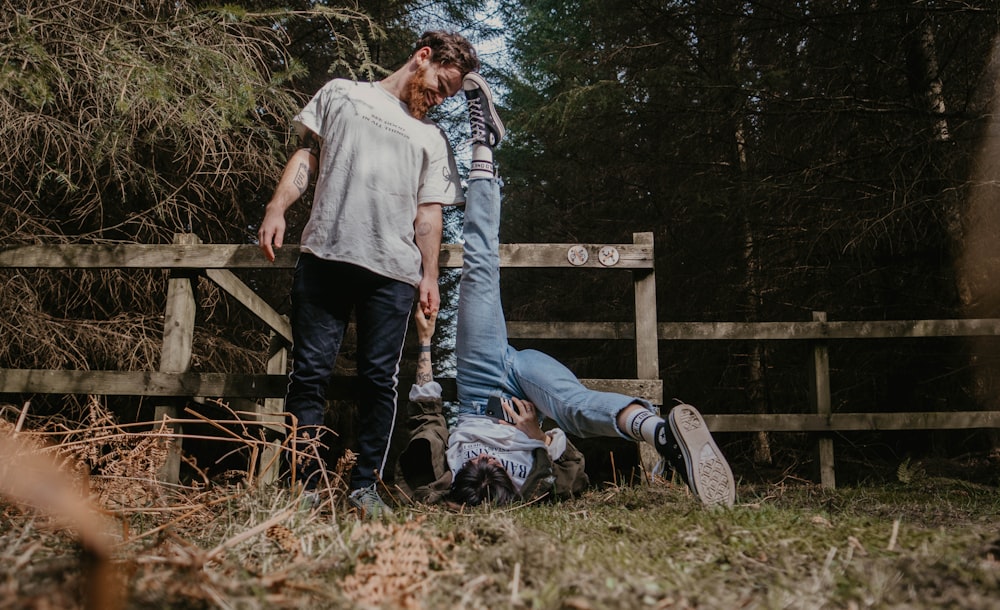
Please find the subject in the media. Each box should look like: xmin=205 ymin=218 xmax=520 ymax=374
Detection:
xmin=416 ymin=353 xmax=433 ymax=386
xmin=293 ymin=162 xmax=310 ymax=195
xmin=415 ymin=220 xmax=434 ymax=237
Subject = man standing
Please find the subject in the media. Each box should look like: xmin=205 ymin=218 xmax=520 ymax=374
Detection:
xmin=257 ymin=31 xmax=478 ymax=517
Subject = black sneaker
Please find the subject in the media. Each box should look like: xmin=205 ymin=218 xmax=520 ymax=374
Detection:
xmin=654 ymin=404 xmax=736 ymax=507
xmin=463 ymin=72 xmax=505 ymax=147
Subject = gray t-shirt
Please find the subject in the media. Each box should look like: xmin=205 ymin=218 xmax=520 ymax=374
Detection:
xmin=293 ymin=79 xmax=464 ymax=286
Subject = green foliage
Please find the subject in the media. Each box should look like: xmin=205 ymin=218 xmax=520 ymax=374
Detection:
xmin=492 ymin=0 xmax=1000 ymax=423
xmin=0 ymin=0 xmax=378 ymax=245
xmin=0 ymin=0 xmax=387 ymax=406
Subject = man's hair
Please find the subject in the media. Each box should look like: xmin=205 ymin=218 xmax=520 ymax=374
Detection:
xmin=414 ymin=30 xmax=480 ymax=75
xmin=450 ymin=458 xmax=518 ymax=506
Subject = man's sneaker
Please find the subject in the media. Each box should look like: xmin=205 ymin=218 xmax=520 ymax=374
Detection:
xmin=463 ymin=72 xmax=505 ymax=147
xmin=300 ymin=490 xmax=323 ymax=510
xmin=654 ymin=404 xmax=736 ymax=507
xmin=653 ymin=421 xmax=692 ymax=492
xmin=348 ymin=485 xmax=394 ymax=519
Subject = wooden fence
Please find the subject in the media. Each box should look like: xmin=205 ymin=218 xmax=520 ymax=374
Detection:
xmin=2 ymin=233 xmax=1000 ymax=488
xmin=0 ymin=233 xmax=660 ymax=483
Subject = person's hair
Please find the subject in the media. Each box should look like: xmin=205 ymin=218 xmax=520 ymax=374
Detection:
xmin=450 ymin=458 xmax=518 ymax=506
xmin=414 ymin=30 xmax=480 ymax=75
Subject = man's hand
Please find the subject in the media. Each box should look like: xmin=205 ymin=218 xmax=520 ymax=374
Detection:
xmin=418 ymin=276 xmax=440 ymax=316
xmin=501 ymin=397 xmax=546 ymax=442
xmin=414 ymin=202 xmax=442 ymax=316
xmin=414 ymin=304 xmax=438 ymax=344
xmin=257 ymin=209 xmax=286 ymax=262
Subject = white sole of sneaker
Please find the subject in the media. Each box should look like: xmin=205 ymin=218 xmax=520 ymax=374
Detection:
xmin=668 ymin=404 xmax=736 ymax=507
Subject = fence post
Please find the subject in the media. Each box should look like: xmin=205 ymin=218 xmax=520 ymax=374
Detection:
xmin=633 ymin=233 xmax=660 ymax=382
xmin=257 ymin=331 xmax=288 ymax=483
xmin=633 ymin=232 xmax=662 ymax=479
xmin=154 ymin=233 xmax=200 ymax=484
xmin=809 ymin=310 xmax=835 ymax=488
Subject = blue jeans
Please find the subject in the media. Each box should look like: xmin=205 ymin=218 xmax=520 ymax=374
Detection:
xmin=287 ymin=255 xmax=412 ymax=490
xmin=455 ymin=178 xmax=651 ymax=439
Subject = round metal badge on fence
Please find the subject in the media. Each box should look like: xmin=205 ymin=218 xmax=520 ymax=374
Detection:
xmin=598 ymin=245 xmax=620 ymax=266
xmin=567 ymin=245 xmax=589 ymax=266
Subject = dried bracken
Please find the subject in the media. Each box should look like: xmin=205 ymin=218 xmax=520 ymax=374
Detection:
xmin=343 ymin=517 xmax=461 ymax=610
xmin=267 ymin=524 xmax=301 ymax=557
xmin=0 ymin=396 xmax=352 ymax=608
xmin=3 ymin=395 xmax=997 ymax=609
xmin=0 ymin=406 xmax=123 ymax=609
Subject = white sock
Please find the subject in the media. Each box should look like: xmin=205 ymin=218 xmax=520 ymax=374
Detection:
xmin=469 ymin=142 xmax=494 ymax=180
xmin=620 ymin=408 xmax=664 ymax=446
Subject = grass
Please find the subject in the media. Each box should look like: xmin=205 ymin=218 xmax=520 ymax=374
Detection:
xmin=415 ymin=481 xmax=1000 ymax=609
xmin=0 ymin=400 xmax=998 ymax=609
xmin=3 ymin=474 xmax=998 ymax=609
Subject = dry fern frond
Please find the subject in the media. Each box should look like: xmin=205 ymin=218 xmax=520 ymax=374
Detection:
xmin=331 ymin=448 xmax=358 ymax=497
xmin=0 ymin=423 xmax=124 ymax=609
xmin=41 ymin=396 xmax=169 ymax=510
xmin=267 ymin=524 xmax=301 ymax=557
xmin=896 ymin=456 xmax=925 ymax=484
xmin=342 ymin=517 xmax=461 ymax=610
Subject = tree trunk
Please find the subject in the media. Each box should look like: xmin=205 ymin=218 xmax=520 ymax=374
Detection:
xmin=903 ymin=8 xmax=951 ymax=142
xmin=728 ymin=8 xmax=773 ymax=465
xmin=955 ymin=37 xmax=1000 ymax=455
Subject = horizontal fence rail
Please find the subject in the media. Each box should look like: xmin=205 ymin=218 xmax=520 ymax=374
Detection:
xmin=657 ymin=319 xmax=1000 ymax=340
xmin=0 ymin=370 xmax=661 ymax=404
xmin=0 ymin=242 xmax=655 ymax=270
xmin=702 ymin=411 xmax=1000 ymax=433
xmin=506 ymin=319 xmax=1000 ymax=340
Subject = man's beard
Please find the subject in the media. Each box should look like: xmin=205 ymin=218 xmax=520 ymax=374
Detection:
xmin=405 ymin=65 xmax=432 ymax=119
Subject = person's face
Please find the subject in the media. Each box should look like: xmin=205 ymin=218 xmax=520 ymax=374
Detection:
xmin=405 ymin=58 xmax=463 ymax=119
xmin=469 ymin=453 xmax=503 ymax=469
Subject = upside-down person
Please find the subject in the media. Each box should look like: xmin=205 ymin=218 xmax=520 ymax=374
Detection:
xmin=395 ymin=305 xmax=589 ymax=505
xmin=395 ymin=73 xmax=737 ymax=508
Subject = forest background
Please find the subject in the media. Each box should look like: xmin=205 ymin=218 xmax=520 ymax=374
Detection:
xmin=3 ymin=0 xmax=1000 ymax=484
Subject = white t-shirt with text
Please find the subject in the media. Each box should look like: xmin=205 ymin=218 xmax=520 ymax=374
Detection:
xmin=447 ymin=414 xmax=568 ymax=491
xmin=294 ymin=79 xmax=464 ymax=286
